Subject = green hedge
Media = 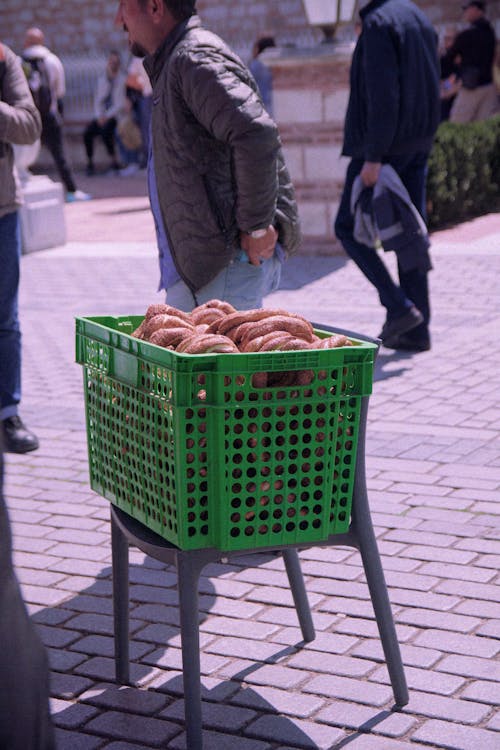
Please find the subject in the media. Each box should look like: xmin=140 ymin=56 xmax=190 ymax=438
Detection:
xmin=426 ymin=114 xmax=500 ymax=229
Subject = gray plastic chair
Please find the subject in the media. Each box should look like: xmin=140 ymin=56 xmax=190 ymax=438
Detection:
xmin=110 ymin=325 xmax=408 ymax=749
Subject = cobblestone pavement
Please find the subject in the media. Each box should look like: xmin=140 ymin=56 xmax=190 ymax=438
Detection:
xmin=5 ymin=174 xmax=500 ymax=749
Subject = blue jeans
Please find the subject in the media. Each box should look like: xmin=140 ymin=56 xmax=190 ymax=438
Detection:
xmin=335 ymin=153 xmax=431 ymax=338
xmin=166 ymin=250 xmax=282 ymax=312
xmin=0 ymin=212 xmax=21 ymax=420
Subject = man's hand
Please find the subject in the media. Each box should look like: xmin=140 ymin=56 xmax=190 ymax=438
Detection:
xmin=240 ymin=225 xmax=278 ymax=266
xmin=360 ymin=161 xmax=382 ymax=187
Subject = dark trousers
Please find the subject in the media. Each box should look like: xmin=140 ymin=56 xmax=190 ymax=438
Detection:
xmin=83 ymin=117 xmax=118 ymax=164
xmin=41 ymin=112 xmax=76 ymax=193
xmin=335 ymin=152 xmax=431 ymax=339
xmin=0 ymin=212 xmax=21 ymax=420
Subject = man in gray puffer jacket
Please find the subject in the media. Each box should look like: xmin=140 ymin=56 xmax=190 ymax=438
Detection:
xmin=115 ymin=0 xmax=301 ymax=311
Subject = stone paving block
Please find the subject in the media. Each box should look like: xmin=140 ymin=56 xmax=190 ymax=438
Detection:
xmin=199 ymin=576 xmax=256 ymax=599
xmin=270 ymin=627 xmax=359 ymax=653
xmin=230 ymin=684 xmax=325 ymax=718
xmin=413 ymin=629 xmax=500 ymax=658
xmin=435 ymin=578 xmax=500 ymax=600
xmin=60 ymin=593 xmax=114 ymax=616
xmin=247 ymin=585 xmax=324 ymax=608
xmin=352 ymin=639 xmax=441 ymax=669
xmin=200 ymin=615 xmax=279 ymax=641
xmin=51 ymin=699 xmax=100 ymax=728
xmin=486 ymin=711 xmax=500 ymax=731
xmin=143 ymin=645 xmax=228 ymax=676
xmin=376 ymin=555 xmax=420 ymax=572
xmin=417 ymin=560 xmax=497 ymax=582
xmin=129 ymin=584 xmax=179 ymax=606
xmin=317 ymin=596 xmax=378 ymax=619
xmin=48 ymin=647 xmax=88 ymax=672
xmin=394 ymin=607 xmax=481 ymax=633
xmin=475 ymin=619 xmax=500 ymax=638
xmin=70 ymin=634 xmax=154 ymax=661
xmin=161 ymin=698 xmax=257 ymax=731
xmin=257 ymin=607 xmax=338 ymax=631
xmin=198 ymin=595 xmax=265 ymax=619
xmin=245 ymin=713 xmax=346 ymax=749
xmin=54 ymin=727 xmax=103 ymax=749
xmin=220 ymin=661 xmax=308 ymax=689
xmin=45 ymin=542 xmax=111 ymax=561
xmin=415 ymin=520 xmax=487 ymax=538
xmin=304 ymin=578 xmax=370 ymax=599
xmin=369 ymin=711 xmax=418 ymax=737
xmin=411 ymin=718 xmax=500 ymax=750
xmin=334 ymin=616 xmax=417 ymax=642
xmin=455 ymin=537 xmax=500 ymax=553
xmin=80 ymin=683 xmax=169 ymax=715
xmin=399 ymin=544 xmax=477 ymax=564
xmin=332 ymin=735 xmax=433 ymax=749
xmin=385 ymin=529 xmax=458 ymax=547
xmin=50 ymin=671 xmax=95 ymax=699
xmin=435 ymin=654 xmax=500 ymax=681
xmin=299 ymin=560 xmax=364 ymax=580
xmin=169 ymin=729 xmax=271 ymax=749
xmin=370 ymin=664 xmax=466 ymax=696
xmin=36 ymin=623 xmax=81 ymax=648
xmin=303 ymin=674 xmax=393 ymax=706
xmin=84 ymin=710 xmax=181 ymax=746
xmin=386 ymin=588 xmax=460 ymax=611
xmin=476 ymin=555 xmax=500 ymax=570
xmin=20 ymin=582 xmax=73 ymax=607
xmin=288 ymin=650 xmax=377 ymax=678
xmin=402 ymin=690 xmax=491 ymax=724
xmin=47 ymin=558 xmax=110 ymax=577
xmin=454 ymin=598 xmax=500 ymax=618
xmin=41 ymin=514 xmax=104 ymax=530
xmin=205 ymin=635 xmax=288 ymax=662
xmin=315 ymin=701 xmax=389 ymax=729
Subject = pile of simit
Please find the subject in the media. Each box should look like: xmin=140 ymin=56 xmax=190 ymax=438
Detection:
xmin=132 ymin=299 xmax=353 ymax=354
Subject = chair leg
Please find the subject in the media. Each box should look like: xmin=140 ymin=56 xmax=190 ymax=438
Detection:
xmin=176 ymin=552 xmax=204 ymax=750
xmin=355 ymin=500 xmax=409 ymax=706
xmin=282 ymin=548 xmax=315 ymax=642
xmin=111 ymin=510 xmax=130 ymax=685
xmin=350 ymin=397 xmax=408 ymax=706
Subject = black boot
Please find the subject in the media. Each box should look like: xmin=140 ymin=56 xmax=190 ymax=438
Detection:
xmin=1 ymin=416 xmax=39 ymax=454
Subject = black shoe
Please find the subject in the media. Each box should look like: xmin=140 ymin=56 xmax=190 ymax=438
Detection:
xmin=380 ymin=306 xmax=424 ymax=347
xmin=1 ymin=416 xmax=39 ymax=454
xmin=384 ymin=333 xmax=431 ymax=352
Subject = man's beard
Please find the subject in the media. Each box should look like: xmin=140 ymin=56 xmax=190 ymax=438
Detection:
xmin=130 ymin=41 xmax=147 ymax=57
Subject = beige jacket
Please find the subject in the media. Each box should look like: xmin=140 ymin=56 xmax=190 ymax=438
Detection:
xmin=0 ymin=43 xmax=41 ymax=218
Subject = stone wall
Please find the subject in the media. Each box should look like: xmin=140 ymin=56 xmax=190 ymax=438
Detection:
xmin=2 ymin=1 xmax=499 ymax=58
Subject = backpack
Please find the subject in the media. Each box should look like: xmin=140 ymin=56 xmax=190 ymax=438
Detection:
xmin=22 ymin=55 xmax=52 ymax=115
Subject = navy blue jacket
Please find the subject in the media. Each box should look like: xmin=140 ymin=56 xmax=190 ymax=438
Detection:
xmin=342 ymin=0 xmax=440 ymax=162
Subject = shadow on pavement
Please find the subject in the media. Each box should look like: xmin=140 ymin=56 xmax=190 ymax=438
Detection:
xmin=278 ymin=256 xmax=349 ymax=290
xmin=33 ymin=550 xmax=396 ymax=748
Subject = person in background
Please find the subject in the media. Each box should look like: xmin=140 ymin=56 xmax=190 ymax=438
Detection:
xmin=83 ymin=49 xmax=126 ymax=175
xmin=0 ymin=443 xmax=55 ymax=749
xmin=334 ymin=0 xmax=440 ymax=353
xmin=249 ymin=34 xmax=276 ymax=116
xmin=439 ymin=25 xmax=461 ymax=121
xmin=125 ymin=53 xmax=152 ymax=169
xmin=445 ymin=0 xmax=497 ymax=123
xmin=114 ymin=0 xmax=301 ymax=313
xmin=0 ymin=42 xmax=41 ymax=453
xmin=22 ymin=27 xmax=91 ymax=202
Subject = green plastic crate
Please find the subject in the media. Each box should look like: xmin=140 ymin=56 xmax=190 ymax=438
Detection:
xmin=76 ymin=315 xmax=376 ymax=551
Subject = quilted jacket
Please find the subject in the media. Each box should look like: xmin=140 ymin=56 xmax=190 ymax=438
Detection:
xmin=0 ymin=43 xmax=41 ymax=219
xmin=143 ymin=16 xmax=301 ymax=292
